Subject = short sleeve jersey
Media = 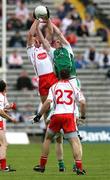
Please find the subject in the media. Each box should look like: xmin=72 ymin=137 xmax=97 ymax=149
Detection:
xmin=27 ymin=45 xmax=54 ymax=76
xmin=47 ymin=80 xmax=85 ymax=115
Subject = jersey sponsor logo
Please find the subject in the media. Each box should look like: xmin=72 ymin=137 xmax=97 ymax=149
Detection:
xmin=37 ymin=52 xmax=47 ymax=60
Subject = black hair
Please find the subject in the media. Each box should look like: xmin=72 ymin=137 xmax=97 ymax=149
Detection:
xmin=60 ymin=69 xmax=70 ymax=79
xmin=0 ymin=80 xmax=6 ymax=92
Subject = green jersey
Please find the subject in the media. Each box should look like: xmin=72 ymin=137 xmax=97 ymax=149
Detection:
xmin=49 ymin=44 xmax=77 ymax=78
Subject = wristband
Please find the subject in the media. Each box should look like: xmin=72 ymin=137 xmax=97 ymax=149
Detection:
xmin=33 ymin=113 xmax=42 ymax=123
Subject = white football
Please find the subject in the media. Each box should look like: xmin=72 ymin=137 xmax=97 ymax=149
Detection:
xmin=34 ymin=5 xmax=48 ymax=19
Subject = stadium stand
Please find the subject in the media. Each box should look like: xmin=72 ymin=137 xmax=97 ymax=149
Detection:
xmin=80 ymin=0 xmax=110 ymax=28
xmin=1 ymin=0 xmax=110 ymax=134
xmin=92 ymin=0 xmax=110 ymax=27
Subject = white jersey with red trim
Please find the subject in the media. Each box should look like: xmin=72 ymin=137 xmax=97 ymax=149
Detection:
xmin=27 ymin=45 xmax=54 ymax=76
xmin=47 ymin=80 xmax=85 ymax=115
xmin=0 ymin=93 xmax=9 ymax=130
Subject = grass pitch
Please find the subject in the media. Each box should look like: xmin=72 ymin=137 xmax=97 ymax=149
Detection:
xmin=0 ymin=143 xmax=110 ymax=180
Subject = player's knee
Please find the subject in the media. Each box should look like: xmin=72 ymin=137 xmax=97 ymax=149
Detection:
xmin=56 ymin=136 xmax=63 ymax=143
xmin=74 ymin=148 xmax=82 ymax=160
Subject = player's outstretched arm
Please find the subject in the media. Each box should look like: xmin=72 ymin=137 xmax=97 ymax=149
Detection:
xmin=36 ymin=20 xmax=51 ymax=52
xmin=46 ymin=18 xmax=53 ymax=35
xmin=33 ymin=99 xmax=51 ymax=123
xmin=27 ymin=20 xmax=39 ymax=47
xmin=52 ymin=22 xmax=69 ymax=45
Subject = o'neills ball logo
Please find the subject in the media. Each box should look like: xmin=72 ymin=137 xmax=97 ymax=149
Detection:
xmin=37 ymin=52 xmax=47 ymax=60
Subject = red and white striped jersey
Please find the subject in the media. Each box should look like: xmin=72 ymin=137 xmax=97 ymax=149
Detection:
xmin=47 ymin=80 xmax=85 ymax=115
xmin=27 ymin=45 xmax=54 ymax=76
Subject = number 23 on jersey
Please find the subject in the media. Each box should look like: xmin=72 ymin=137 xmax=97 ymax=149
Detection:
xmin=55 ymin=89 xmax=73 ymax=105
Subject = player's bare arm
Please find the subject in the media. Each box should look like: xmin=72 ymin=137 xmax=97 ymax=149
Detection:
xmin=33 ymin=99 xmax=51 ymax=123
xmin=0 ymin=109 xmax=16 ymax=123
xmin=27 ymin=20 xmax=39 ymax=47
xmin=36 ymin=20 xmax=51 ymax=52
xmin=80 ymin=99 xmax=86 ymax=118
xmin=46 ymin=18 xmax=53 ymax=35
xmin=39 ymin=99 xmax=51 ymax=116
xmin=51 ymin=22 xmax=69 ymax=45
xmin=44 ymin=18 xmax=53 ymax=42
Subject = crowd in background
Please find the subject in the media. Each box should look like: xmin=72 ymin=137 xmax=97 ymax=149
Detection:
xmin=4 ymin=0 xmax=110 ymax=68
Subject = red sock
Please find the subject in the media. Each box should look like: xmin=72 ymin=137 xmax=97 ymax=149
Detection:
xmin=40 ymin=156 xmax=47 ymax=168
xmin=0 ymin=159 xmax=7 ymax=170
xmin=75 ymin=160 xmax=82 ymax=171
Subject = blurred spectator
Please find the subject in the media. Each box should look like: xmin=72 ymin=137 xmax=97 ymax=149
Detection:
xmin=56 ymin=5 xmax=66 ymax=20
xmin=15 ymin=0 xmax=29 ymax=29
xmin=51 ymin=17 xmax=61 ymax=28
xmin=8 ymin=31 xmax=26 ymax=47
xmin=66 ymin=32 xmax=78 ymax=46
xmin=75 ymin=54 xmax=88 ymax=69
xmin=0 ymin=50 xmax=2 ymax=67
xmin=83 ymin=46 xmax=99 ymax=68
xmin=0 ymin=0 xmax=2 ymax=19
xmin=98 ymin=50 xmax=110 ymax=69
xmin=7 ymin=50 xmax=23 ymax=69
xmin=96 ymin=28 xmax=108 ymax=42
xmin=85 ymin=1 xmax=97 ymax=18
xmin=70 ymin=15 xmax=89 ymax=37
xmin=62 ymin=0 xmax=74 ymax=14
xmin=7 ymin=0 xmax=30 ymax=30
xmin=82 ymin=13 xmax=96 ymax=36
xmin=67 ymin=19 xmax=80 ymax=36
xmin=26 ymin=13 xmax=34 ymax=29
xmin=8 ymin=109 xmax=24 ymax=123
xmin=61 ymin=12 xmax=73 ymax=33
xmin=7 ymin=15 xmax=24 ymax=31
xmin=71 ymin=7 xmax=81 ymax=22
xmin=16 ymin=70 xmax=33 ymax=90
xmin=55 ymin=0 xmax=74 ymax=20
